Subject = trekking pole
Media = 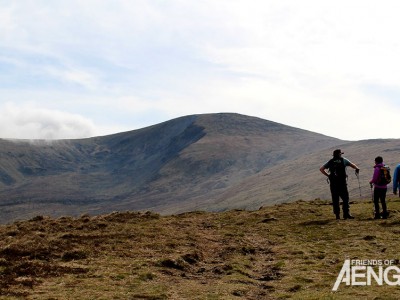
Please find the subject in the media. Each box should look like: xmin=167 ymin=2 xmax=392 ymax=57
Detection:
xmin=355 ymin=170 xmax=362 ymax=197
xmin=370 ymin=183 xmax=374 ymax=217
xmin=370 ymin=183 xmax=373 ymax=201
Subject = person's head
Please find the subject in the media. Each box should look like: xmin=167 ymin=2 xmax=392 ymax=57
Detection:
xmin=375 ymin=156 xmax=383 ymax=164
xmin=333 ymin=149 xmax=343 ymax=158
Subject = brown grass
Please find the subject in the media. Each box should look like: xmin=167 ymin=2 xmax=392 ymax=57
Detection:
xmin=1 ymin=198 xmax=400 ymax=299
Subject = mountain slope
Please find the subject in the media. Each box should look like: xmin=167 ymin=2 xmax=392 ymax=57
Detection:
xmin=111 ymin=113 xmax=346 ymax=213
xmin=0 ymin=113 xmax=343 ymax=223
xmin=210 ymin=139 xmax=400 ymax=212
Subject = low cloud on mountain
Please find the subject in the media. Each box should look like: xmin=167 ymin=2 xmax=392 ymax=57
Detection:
xmin=0 ymin=103 xmax=96 ymax=139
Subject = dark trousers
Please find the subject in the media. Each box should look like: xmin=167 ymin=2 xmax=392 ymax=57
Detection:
xmin=330 ymin=182 xmax=350 ymax=216
xmin=373 ymin=188 xmax=387 ymax=215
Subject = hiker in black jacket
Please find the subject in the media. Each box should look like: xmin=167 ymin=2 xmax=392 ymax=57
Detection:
xmin=320 ymin=149 xmax=360 ymax=220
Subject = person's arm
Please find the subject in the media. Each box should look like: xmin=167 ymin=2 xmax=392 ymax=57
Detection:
xmin=370 ymin=166 xmax=379 ymax=185
xmin=320 ymin=165 xmax=329 ymax=177
xmin=346 ymin=159 xmax=360 ymax=174
xmin=394 ymin=165 xmax=399 ymax=195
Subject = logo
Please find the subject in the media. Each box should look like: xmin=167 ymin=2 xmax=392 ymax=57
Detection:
xmin=333 ymin=259 xmax=400 ymax=291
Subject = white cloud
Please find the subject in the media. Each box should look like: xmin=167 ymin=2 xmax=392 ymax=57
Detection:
xmin=1 ymin=1 xmax=400 ymax=140
xmin=0 ymin=103 xmax=96 ymax=139
xmin=44 ymin=65 xmax=100 ymax=90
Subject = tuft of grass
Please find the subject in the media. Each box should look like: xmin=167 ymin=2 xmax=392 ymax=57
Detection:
xmin=138 ymin=272 xmax=156 ymax=281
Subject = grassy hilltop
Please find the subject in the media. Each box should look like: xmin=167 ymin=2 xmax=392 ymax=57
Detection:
xmin=1 ymin=197 xmax=400 ymax=300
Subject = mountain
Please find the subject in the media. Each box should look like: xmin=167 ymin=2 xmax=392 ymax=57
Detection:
xmin=0 ymin=113 xmax=345 ymax=223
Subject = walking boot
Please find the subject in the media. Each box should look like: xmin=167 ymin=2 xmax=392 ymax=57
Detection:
xmin=335 ymin=214 xmax=340 ymax=220
xmin=343 ymin=213 xmax=354 ymax=219
xmin=381 ymin=211 xmax=389 ymax=219
xmin=374 ymin=213 xmax=381 ymax=219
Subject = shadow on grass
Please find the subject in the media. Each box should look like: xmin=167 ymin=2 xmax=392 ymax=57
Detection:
xmin=379 ymin=219 xmax=400 ymax=227
xmin=299 ymin=219 xmax=332 ymax=226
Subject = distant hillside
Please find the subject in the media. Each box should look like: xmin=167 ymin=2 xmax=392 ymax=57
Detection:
xmin=210 ymin=139 xmax=400 ymax=212
xmin=0 ymin=113 xmax=344 ymax=223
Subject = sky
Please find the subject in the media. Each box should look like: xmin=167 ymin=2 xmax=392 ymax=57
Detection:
xmin=1 ymin=1 xmax=400 ymax=141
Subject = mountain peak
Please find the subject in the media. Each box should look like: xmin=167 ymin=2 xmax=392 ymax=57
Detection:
xmin=0 ymin=113 xmax=345 ymax=223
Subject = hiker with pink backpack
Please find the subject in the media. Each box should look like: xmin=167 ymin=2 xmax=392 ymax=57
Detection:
xmin=369 ymin=156 xmax=390 ymax=219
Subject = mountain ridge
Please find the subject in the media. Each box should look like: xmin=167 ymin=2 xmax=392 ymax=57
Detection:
xmin=0 ymin=112 xmax=368 ymax=223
